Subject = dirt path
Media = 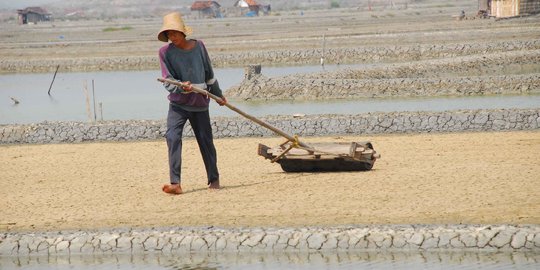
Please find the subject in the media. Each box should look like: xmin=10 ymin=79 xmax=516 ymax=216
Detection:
xmin=1 ymin=131 xmax=539 ymax=232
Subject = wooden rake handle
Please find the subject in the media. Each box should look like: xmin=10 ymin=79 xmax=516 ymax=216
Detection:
xmin=157 ymin=78 xmax=311 ymax=148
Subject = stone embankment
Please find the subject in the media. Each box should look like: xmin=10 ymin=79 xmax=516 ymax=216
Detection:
xmin=217 ymin=40 xmax=540 ymax=67
xmin=1 ymin=109 xmax=538 ymax=144
xmin=227 ymin=50 xmax=540 ymax=100
xmin=1 ymin=225 xmax=539 ymax=256
xmin=1 ymin=40 xmax=538 ymax=74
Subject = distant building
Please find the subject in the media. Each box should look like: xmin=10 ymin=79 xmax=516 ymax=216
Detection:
xmin=234 ymin=0 xmax=271 ymax=16
xmin=17 ymin=7 xmax=51 ymax=24
xmin=191 ymin=1 xmax=222 ymax=18
xmin=483 ymin=0 xmax=540 ymax=18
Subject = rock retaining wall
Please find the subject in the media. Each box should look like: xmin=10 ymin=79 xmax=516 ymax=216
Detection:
xmin=1 ymin=109 xmax=538 ymax=145
xmin=230 ymin=74 xmax=540 ymax=100
xmin=1 ymin=225 xmax=538 ymax=256
xmin=1 ymin=40 xmax=539 ymax=74
xmin=215 ymin=40 xmax=540 ymax=68
xmin=227 ymin=50 xmax=540 ymax=100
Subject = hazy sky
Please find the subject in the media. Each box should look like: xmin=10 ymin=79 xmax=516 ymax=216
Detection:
xmin=0 ymin=0 xmax=59 ymax=9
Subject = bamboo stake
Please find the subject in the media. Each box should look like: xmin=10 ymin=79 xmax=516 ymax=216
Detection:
xmin=48 ymin=65 xmax=60 ymax=96
xmin=92 ymin=79 xmax=97 ymax=121
xmin=321 ymin=34 xmax=325 ymax=67
xmin=99 ymin=102 xmax=103 ymax=121
xmin=83 ymin=80 xmax=92 ymax=122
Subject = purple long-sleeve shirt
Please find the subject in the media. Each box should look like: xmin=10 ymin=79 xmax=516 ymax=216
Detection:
xmin=159 ymin=40 xmax=223 ymax=111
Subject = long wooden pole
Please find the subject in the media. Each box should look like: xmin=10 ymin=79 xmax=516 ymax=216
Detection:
xmin=92 ymin=79 xmax=97 ymax=121
xmin=47 ymin=65 xmax=60 ymax=96
xmin=83 ymin=81 xmax=92 ymax=122
xmin=157 ymin=78 xmax=310 ymax=148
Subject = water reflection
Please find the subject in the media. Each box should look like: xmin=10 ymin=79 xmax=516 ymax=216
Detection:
xmin=2 ymin=251 xmax=539 ymax=269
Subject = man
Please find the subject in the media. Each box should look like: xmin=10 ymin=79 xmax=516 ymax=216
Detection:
xmin=157 ymin=12 xmax=226 ymax=195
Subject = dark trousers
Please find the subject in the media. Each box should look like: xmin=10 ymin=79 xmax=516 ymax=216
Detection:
xmin=166 ymin=104 xmax=219 ymax=185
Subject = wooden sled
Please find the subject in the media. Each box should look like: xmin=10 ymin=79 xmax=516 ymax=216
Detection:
xmin=258 ymin=141 xmax=378 ymax=172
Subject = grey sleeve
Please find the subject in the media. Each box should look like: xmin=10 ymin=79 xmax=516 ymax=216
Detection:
xmin=208 ymin=79 xmax=223 ymax=98
xmin=199 ymin=41 xmax=223 ymax=97
xmin=163 ymin=76 xmax=184 ymax=94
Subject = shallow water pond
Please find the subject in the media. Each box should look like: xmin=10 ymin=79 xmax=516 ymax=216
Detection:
xmin=1 ymin=65 xmax=539 ymax=124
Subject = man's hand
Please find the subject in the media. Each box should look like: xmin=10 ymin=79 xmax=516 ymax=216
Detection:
xmin=181 ymin=81 xmax=193 ymax=92
xmin=217 ymin=96 xmax=227 ymax=106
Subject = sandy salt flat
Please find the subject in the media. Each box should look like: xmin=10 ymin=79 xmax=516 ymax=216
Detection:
xmin=1 ymin=131 xmax=539 ymax=232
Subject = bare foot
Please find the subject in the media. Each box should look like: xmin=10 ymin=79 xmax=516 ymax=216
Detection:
xmin=208 ymin=180 xmax=220 ymax=190
xmin=162 ymin=184 xmax=182 ymax=195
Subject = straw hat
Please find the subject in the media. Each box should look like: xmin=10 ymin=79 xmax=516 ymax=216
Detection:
xmin=157 ymin=12 xmax=193 ymax=42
